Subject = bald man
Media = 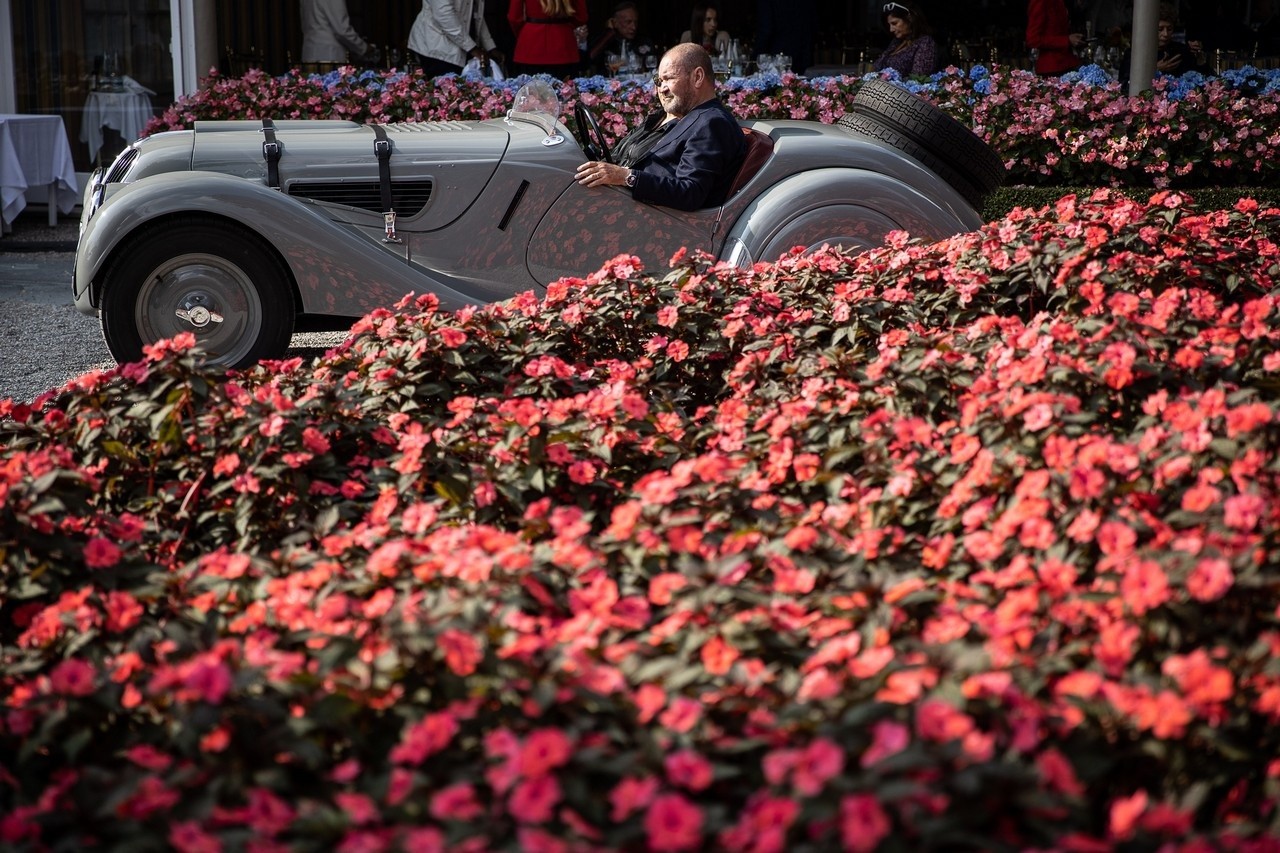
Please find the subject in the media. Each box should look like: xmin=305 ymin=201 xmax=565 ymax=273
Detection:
xmin=574 ymin=43 xmax=746 ymax=211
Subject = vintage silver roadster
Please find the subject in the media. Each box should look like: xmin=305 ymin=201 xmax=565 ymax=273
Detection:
xmin=74 ymin=80 xmax=1004 ymax=368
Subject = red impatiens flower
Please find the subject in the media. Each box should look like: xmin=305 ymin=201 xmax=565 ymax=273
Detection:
xmin=102 ymin=590 xmax=143 ymax=632
xmin=1186 ymin=556 xmax=1234 ymax=602
xmin=610 ymin=775 xmax=659 ymax=822
xmin=645 ymin=792 xmax=703 ymax=852
xmin=1120 ymin=559 xmax=1171 ymax=616
xmin=700 ymin=635 xmax=740 ymax=676
xmin=916 ymin=699 xmax=976 ymax=744
xmin=391 ymin=711 xmax=459 ymax=765
xmin=181 ymin=654 xmax=235 ymax=705
xmin=519 ymin=728 xmax=573 ymax=778
xmin=83 ymin=536 xmax=122 ymax=569
xmin=1109 ymin=790 xmax=1149 ymax=840
xmin=861 ymin=720 xmax=911 ymax=768
xmin=508 ymin=774 xmax=561 ymax=824
xmin=125 ymin=744 xmax=173 ymax=770
xmin=840 ymin=793 xmax=892 ymax=853
xmin=168 ymin=821 xmax=221 ymax=853
xmin=438 ymin=628 xmax=483 ymax=676
xmin=792 ymin=739 xmax=845 ymax=797
xmin=334 ymin=791 xmax=379 ymax=826
xmin=664 ymin=749 xmax=714 ymax=792
xmin=430 ymin=782 xmax=483 ymax=822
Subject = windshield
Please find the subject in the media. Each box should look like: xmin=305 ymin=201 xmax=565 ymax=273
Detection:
xmin=507 ymin=80 xmax=563 ymax=138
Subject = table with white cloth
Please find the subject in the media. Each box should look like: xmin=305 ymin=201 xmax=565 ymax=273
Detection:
xmin=80 ymin=90 xmax=154 ymax=165
xmin=0 ymin=114 xmax=80 ymax=233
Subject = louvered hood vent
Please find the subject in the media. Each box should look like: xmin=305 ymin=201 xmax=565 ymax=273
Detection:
xmin=287 ymin=180 xmax=433 ymax=216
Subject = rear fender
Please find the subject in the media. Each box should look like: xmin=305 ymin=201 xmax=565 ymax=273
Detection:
xmin=76 ymin=172 xmax=484 ymax=318
xmin=721 ymin=168 xmax=979 ymax=266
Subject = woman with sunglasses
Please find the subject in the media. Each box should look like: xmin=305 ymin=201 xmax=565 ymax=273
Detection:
xmin=872 ymin=1 xmax=940 ymax=77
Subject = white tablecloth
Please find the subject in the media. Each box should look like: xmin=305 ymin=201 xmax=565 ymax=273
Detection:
xmin=0 ymin=114 xmax=80 ymax=229
xmin=80 ymin=90 xmax=154 ymax=163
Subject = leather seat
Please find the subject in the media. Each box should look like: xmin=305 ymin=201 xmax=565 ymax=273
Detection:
xmin=726 ymin=127 xmax=775 ymax=199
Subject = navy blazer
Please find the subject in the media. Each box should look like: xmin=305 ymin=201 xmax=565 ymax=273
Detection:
xmin=629 ymin=99 xmax=746 ymax=211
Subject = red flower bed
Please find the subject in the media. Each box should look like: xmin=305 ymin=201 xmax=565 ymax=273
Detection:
xmin=3 ymin=190 xmax=1280 ymax=850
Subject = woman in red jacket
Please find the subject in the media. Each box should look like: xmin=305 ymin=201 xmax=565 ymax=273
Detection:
xmin=508 ymin=0 xmax=589 ymax=79
xmin=1026 ymin=0 xmax=1084 ymax=75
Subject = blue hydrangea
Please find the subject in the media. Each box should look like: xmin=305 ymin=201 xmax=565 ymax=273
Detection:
xmin=1060 ymin=64 xmax=1115 ymax=87
xmin=967 ymin=64 xmax=989 ymax=81
xmin=566 ymin=74 xmax=615 ymax=93
xmin=973 ymin=77 xmax=992 ymax=96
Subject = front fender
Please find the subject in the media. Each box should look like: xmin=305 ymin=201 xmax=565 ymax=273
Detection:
xmin=721 ymin=168 xmax=983 ymax=266
xmin=75 ymin=172 xmax=485 ymax=318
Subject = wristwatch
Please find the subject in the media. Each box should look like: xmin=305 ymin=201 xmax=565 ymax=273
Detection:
xmin=625 ymin=169 xmax=636 ymax=188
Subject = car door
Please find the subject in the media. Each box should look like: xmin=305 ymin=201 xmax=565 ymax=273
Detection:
xmin=526 ymin=181 xmax=718 ymax=286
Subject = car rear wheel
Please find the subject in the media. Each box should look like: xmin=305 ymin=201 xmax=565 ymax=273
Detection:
xmin=100 ymin=220 xmax=294 ymax=369
xmin=837 ymin=79 xmax=1005 ymax=209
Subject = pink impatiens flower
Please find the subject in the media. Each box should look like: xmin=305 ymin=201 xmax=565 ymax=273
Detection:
xmin=508 ymin=774 xmax=561 ymax=824
xmin=1186 ymin=556 xmax=1234 ymax=602
xmin=519 ymin=728 xmax=573 ymax=778
xmin=840 ymin=793 xmax=891 ymax=853
xmin=49 ymin=658 xmax=97 ymax=697
xmin=644 ymin=793 xmax=703 ymax=852
xmin=664 ymin=749 xmax=714 ymax=792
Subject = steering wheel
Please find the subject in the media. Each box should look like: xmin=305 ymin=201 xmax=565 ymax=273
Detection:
xmin=574 ymin=102 xmax=613 ymax=164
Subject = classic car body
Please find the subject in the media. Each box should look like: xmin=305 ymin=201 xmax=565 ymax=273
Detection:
xmin=74 ymin=80 xmax=1003 ymax=368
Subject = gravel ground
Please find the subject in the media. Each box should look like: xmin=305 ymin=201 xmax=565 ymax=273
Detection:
xmin=1 ymin=209 xmax=348 ymax=405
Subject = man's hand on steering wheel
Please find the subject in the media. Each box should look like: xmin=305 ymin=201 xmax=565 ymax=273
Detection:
xmin=573 ymin=102 xmax=613 ymax=164
xmin=574 ymin=160 xmax=633 ymax=188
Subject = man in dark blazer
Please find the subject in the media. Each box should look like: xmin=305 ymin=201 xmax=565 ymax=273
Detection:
xmin=574 ymin=43 xmax=746 ymax=211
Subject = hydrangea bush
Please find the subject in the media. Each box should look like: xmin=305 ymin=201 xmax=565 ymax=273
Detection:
xmin=145 ymin=64 xmax=1280 ymax=190
xmin=3 ymin=190 xmax=1280 ymax=849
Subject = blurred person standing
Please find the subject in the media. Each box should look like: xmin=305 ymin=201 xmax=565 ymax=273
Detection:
xmin=509 ymin=0 xmax=588 ymax=77
xmin=755 ymin=0 xmax=815 ymax=75
xmin=873 ymin=2 xmax=941 ymax=76
xmin=408 ymin=0 xmax=505 ymax=77
xmin=301 ymin=0 xmax=380 ymax=64
xmin=1027 ymin=0 xmax=1085 ymax=74
xmin=680 ymin=3 xmax=731 ymax=56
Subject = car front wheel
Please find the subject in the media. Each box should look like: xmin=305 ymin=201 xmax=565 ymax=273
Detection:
xmin=100 ymin=220 xmax=294 ymax=369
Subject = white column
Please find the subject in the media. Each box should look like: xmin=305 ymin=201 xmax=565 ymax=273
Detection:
xmin=1128 ymin=0 xmax=1159 ymax=95
xmin=0 ymin=0 xmax=15 ymax=113
xmin=170 ymin=0 xmax=216 ymax=98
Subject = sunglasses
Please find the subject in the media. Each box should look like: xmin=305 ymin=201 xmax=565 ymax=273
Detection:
xmin=883 ymin=2 xmax=910 ymax=13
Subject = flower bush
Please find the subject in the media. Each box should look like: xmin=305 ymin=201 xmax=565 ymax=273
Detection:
xmin=146 ymin=64 xmax=1280 ymax=190
xmin=3 ymin=189 xmax=1280 ymax=849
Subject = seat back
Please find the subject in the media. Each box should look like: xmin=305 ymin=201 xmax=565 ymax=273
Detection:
xmin=226 ymin=45 xmax=264 ymax=77
xmin=298 ymin=60 xmax=347 ymax=76
xmin=726 ymin=127 xmax=775 ymax=199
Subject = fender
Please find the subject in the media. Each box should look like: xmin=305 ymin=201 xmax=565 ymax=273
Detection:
xmin=721 ymin=167 xmax=984 ymax=267
xmin=74 ymin=171 xmax=485 ymax=319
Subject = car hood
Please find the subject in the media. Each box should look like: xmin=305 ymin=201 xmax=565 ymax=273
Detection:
xmin=188 ymin=119 xmax=512 ymax=230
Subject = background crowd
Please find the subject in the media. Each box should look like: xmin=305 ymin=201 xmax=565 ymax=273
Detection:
xmin=297 ymin=0 xmax=1280 ymax=81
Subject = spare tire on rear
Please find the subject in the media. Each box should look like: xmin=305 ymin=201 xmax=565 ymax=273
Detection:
xmin=836 ymin=79 xmax=1005 ymax=209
